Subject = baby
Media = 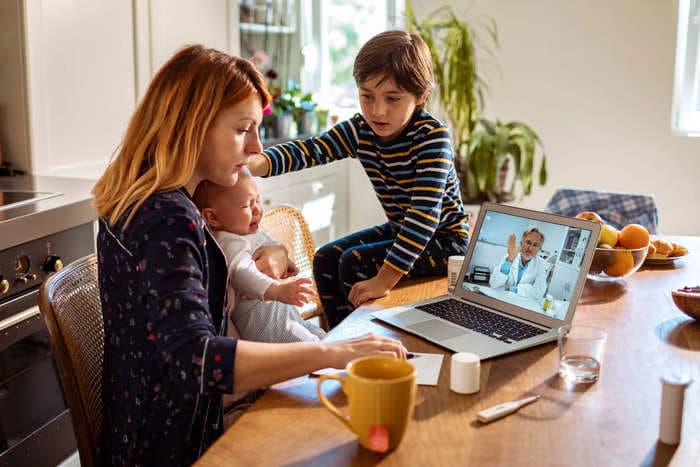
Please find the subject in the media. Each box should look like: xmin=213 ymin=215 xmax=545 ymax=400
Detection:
xmin=193 ymin=169 xmax=326 ymax=343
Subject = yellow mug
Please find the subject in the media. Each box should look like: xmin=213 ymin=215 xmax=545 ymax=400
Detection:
xmin=317 ymin=355 xmax=416 ymax=452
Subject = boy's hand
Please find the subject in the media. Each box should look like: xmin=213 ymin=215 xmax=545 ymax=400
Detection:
xmin=264 ymin=278 xmax=316 ymax=306
xmin=348 ymin=266 xmax=402 ymax=307
xmin=348 ymin=277 xmax=391 ymax=307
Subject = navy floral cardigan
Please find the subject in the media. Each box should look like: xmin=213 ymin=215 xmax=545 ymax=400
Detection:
xmin=97 ymin=188 xmax=235 ymax=466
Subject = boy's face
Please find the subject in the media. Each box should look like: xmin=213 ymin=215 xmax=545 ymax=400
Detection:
xmin=358 ymin=75 xmax=427 ymax=143
xmin=206 ymin=176 xmax=263 ymax=235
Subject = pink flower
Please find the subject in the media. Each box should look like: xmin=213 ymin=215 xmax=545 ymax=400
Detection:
xmin=263 ymin=104 xmax=273 ymax=116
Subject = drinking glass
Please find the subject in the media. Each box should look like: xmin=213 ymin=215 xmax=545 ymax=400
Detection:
xmin=557 ymin=325 xmax=607 ymax=383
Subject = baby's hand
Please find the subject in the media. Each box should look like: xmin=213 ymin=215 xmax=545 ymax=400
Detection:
xmin=264 ymin=278 xmax=316 ymax=306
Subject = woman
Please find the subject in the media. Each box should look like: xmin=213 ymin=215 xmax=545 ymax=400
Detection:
xmin=92 ymin=44 xmax=406 ymax=466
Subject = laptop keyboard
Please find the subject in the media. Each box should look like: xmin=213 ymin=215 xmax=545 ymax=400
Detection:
xmin=416 ymin=299 xmax=547 ymax=344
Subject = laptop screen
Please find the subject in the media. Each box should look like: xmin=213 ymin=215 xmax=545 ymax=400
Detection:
xmin=460 ymin=208 xmax=596 ymax=321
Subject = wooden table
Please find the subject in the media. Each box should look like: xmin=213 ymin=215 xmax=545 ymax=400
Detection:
xmin=197 ymin=236 xmax=700 ymax=466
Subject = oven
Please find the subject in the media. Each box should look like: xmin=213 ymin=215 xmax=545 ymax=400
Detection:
xmin=0 ymin=220 xmax=95 ymax=466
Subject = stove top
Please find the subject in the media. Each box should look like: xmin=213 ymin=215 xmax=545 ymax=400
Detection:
xmin=0 ymin=190 xmax=61 ymax=211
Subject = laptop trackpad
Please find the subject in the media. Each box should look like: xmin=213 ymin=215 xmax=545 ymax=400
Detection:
xmin=407 ymin=319 xmax=468 ymax=340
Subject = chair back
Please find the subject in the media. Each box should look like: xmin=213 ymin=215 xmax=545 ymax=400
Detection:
xmin=260 ymin=205 xmax=328 ymax=330
xmin=544 ymin=187 xmax=659 ymax=234
xmin=38 ymin=254 xmax=103 ymax=467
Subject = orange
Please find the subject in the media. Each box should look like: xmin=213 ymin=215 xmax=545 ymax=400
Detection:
xmin=618 ymin=224 xmax=650 ymax=249
xmin=604 ymin=248 xmax=635 ymax=277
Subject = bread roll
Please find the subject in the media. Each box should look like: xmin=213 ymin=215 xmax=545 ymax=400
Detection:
xmin=670 ymin=243 xmax=688 ymax=257
xmin=651 ymin=239 xmax=673 ymax=256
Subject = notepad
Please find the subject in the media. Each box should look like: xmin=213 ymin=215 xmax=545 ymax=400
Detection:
xmin=410 ymin=352 xmax=444 ymax=386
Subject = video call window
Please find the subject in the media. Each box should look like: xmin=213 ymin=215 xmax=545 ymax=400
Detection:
xmin=461 ymin=211 xmax=593 ymax=320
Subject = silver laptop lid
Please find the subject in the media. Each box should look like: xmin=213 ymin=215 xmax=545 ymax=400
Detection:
xmin=453 ymin=202 xmax=601 ymax=329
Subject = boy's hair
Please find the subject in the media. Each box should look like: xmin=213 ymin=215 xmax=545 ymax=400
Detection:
xmin=92 ymin=45 xmax=270 ymax=227
xmin=353 ymin=30 xmax=434 ymax=106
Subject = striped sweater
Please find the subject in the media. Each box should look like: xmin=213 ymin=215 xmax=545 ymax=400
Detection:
xmin=262 ymin=110 xmax=469 ymax=274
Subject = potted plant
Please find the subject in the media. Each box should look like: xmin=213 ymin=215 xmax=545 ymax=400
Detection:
xmin=267 ymin=80 xmax=318 ymax=138
xmin=288 ymin=87 xmax=318 ymax=135
xmin=406 ymin=2 xmax=547 ymax=204
xmin=461 ymin=119 xmax=547 ymax=202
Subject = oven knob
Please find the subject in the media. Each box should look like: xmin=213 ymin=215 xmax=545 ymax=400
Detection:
xmin=0 ymin=276 xmax=8 ymax=294
xmin=15 ymin=254 xmax=30 ymax=274
xmin=44 ymin=255 xmax=64 ymax=273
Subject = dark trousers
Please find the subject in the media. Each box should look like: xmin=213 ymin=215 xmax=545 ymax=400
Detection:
xmin=313 ymin=223 xmax=468 ymax=329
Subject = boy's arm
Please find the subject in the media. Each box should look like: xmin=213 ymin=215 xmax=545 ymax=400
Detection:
xmin=248 ymin=153 xmax=270 ymax=177
xmin=260 ymin=117 xmax=361 ymax=177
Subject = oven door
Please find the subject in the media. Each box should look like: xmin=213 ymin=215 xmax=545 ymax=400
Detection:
xmin=0 ymin=303 xmax=77 ymax=467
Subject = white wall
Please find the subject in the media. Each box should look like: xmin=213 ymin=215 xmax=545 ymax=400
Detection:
xmin=412 ymin=0 xmax=700 ymax=235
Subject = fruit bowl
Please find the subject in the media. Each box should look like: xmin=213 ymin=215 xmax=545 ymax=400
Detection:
xmin=671 ymin=287 xmax=700 ymax=320
xmin=586 ymin=245 xmax=648 ymax=282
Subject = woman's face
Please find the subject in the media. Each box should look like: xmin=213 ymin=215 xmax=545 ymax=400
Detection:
xmin=189 ymin=95 xmax=263 ymax=194
xmin=358 ymin=75 xmax=427 ymax=143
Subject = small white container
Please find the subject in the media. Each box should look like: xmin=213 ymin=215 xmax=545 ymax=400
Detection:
xmin=658 ymin=373 xmax=692 ymax=445
xmin=450 ymin=352 xmax=480 ymax=394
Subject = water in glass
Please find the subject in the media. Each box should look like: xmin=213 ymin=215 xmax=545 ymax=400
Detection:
xmin=559 ymin=354 xmax=600 ymax=383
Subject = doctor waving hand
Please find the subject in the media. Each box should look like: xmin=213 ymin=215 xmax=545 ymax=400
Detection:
xmin=489 ymin=228 xmax=549 ymax=299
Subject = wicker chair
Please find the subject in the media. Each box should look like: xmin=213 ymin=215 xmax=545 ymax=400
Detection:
xmin=259 ymin=204 xmax=328 ymax=331
xmin=38 ymin=254 xmax=103 ymax=467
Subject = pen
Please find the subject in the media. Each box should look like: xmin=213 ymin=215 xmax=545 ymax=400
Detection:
xmin=476 ymin=395 xmax=541 ymax=423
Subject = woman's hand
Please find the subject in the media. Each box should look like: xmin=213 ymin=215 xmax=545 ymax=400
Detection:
xmin=253 ymin=242 xmax=297 ymax=279
xmin=327 ymin=333 xmax=408 ymax=369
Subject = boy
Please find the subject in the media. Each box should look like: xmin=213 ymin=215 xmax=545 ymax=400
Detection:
xmin=249 ymin=30 xmax=470 ymax=328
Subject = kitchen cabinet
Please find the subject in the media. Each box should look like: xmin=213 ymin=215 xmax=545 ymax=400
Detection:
xmin=258 ymin=162 xmax=348 ymax=246
xmin=0 ymin=1 xmax=352 ymax=241
xmin=134 ymin=0 xmax=238 ymax=99
xmin=0 ymin=0 xmax=136 ymax=178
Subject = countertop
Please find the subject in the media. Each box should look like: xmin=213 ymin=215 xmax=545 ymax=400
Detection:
xmin=0 ymin=175 xmax=97 ymax=250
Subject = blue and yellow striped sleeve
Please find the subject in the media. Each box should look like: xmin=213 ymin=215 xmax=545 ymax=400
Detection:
xmin=262 ymin=119 xmax=361 ymax=176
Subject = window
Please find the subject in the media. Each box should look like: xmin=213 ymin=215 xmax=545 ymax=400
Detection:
xmin=299 ymin=0 xmax=404 ymax=120
xmin=672 ymin=0 xmax=700 ymax=136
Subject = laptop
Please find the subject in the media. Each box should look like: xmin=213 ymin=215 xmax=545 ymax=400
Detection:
xmin=372 ymin=202 xmax=601 ymax=360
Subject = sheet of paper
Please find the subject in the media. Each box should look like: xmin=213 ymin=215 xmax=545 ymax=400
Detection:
xmin=310 ymin=353 xmax=444 ymax=386
xmin=409 ymin=352 xmax=444 ymax=386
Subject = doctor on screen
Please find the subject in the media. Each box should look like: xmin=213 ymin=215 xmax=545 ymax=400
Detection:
xmin=489 ymin=228 xmax=549 ymax=299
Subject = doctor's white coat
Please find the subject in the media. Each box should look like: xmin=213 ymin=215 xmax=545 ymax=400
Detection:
xmin=489 ymin=253 xmax=549 ymax=299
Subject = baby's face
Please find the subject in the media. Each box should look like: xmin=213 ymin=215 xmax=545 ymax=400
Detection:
xmin=214 ymin=176 xmax=263 ymax=235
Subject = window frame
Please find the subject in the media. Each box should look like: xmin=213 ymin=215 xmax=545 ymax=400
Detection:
xmin=671 ymin=0 xmax=700 ymax=137
xmin=299 ymin=0 xmax=404 ymax=113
